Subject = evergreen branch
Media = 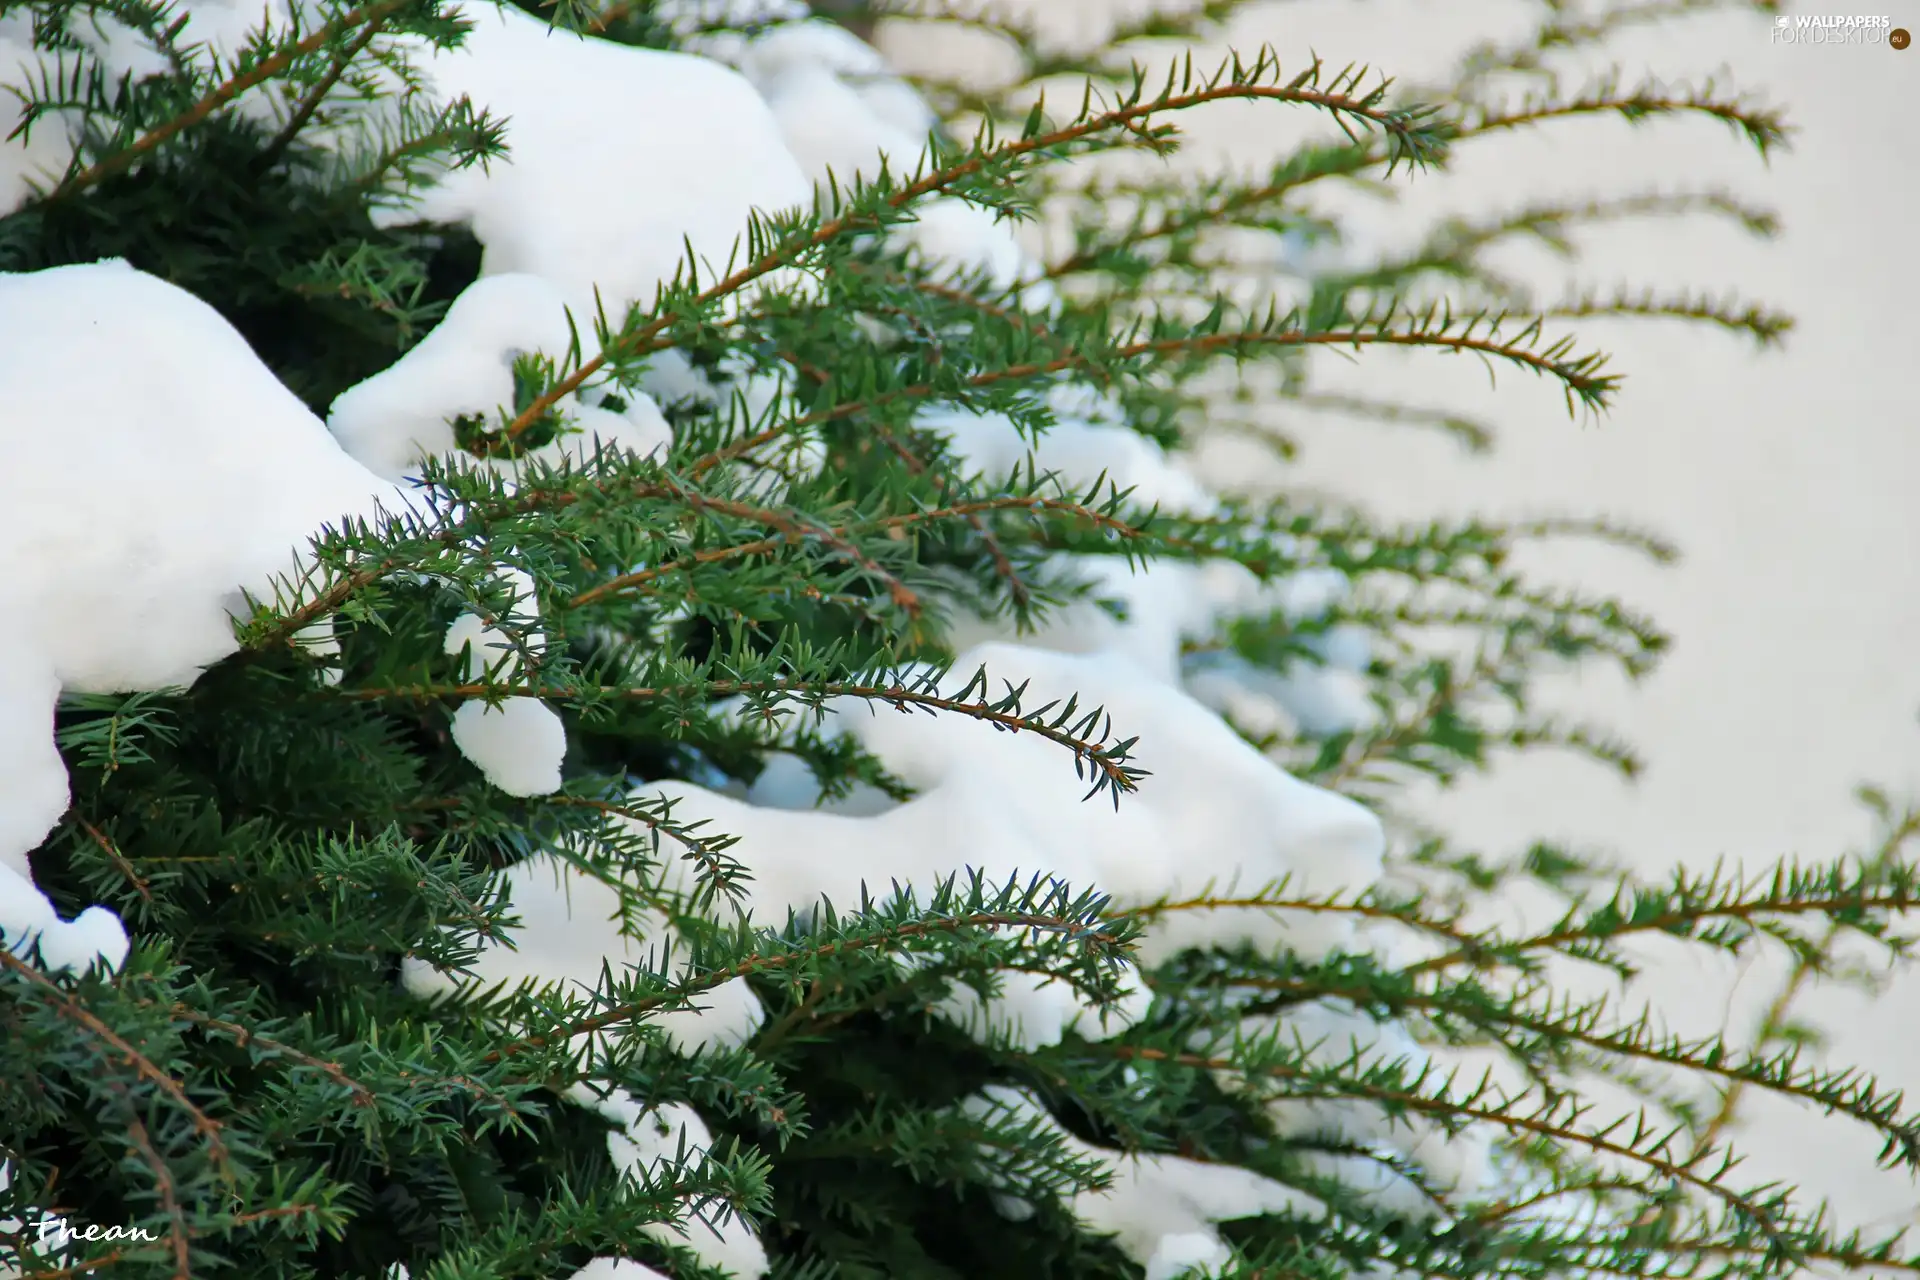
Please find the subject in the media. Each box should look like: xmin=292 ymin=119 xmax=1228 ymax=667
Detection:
xmin=851 ymin=261 xmax=1044 ymax=336
xmin=486 ymin=907 xmax=1127 ymax=1063
xmin=1115 ymin=888 xmax=1475 ymax=949
xmin=252 ymin=479 xmax=1140 ymax=649
xmin=697 ymin=317 xmax=1617 ymax=475
xmin=1310 ymin=649 xmax=1519 ymax=789
xmin=503 ymin=54 xmax=1446 ymax=442
xmin=1674 ymin=1238 xmax=1920 ymax=1276
xmin=1542 ymin=290 xmax=1793 ymax=347
xmin=1689 ymin=918 xmax=1840 ymax=1163
xmin=1046 ymin=90 xmax=1786 ymax=280
xmin=564 ymin=534 xmax=788 ymax=608
xmin=252 ymin=14 xmax=390 ymax=169
xmin=164 ymin=1007 xmax=377 ymax=1109
xmin=1404 ymin=841 xmax=1920 ymax=978
xmin=1272 ymin=390 xmax=1497 ymax=452
xmin=103 ymin=1077 xmax=192 ymax=1279
xmin=76 ymin=815 xmax=152 ymax=903
xmin=539 ymin=794 xmax=745 ymax=891
xmin=1461 ymin=82 xmax=1789 ymax=157
xmin=867 ymin=420 xmax=1034 ymax=609
xmin=340 ymin=674 xmax=1145 ymax=798
xmin=1098 ymin=1043 xmax=1796 ymax=1249
xmin=1369 ymin=191 xmax=1781 ymax=284
xmin=1224 ymin=969 xmax=1920 ymax=1163
xmin=1691 ymin=791 xmax=1917 ymax=1156
xmin=0 ymin=952 xmax=234 ymax=1186
xmin=594 ymin=477 xmax=925 ymax=617
xmin=566 ymin=495 xmax=1141 ymax=610
xmin=1447 ymin=0 xmax=1784 ymax=91
xmin=1463 ymin=1171 xmax=1652 ymax=1227
xmin=44 ymin=0 xmax=416 ymax=201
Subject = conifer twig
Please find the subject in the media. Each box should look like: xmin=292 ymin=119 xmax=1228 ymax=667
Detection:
xmin=46 ymin=0 xmax=416 ymax=201
xmin=501 ymin=60 xmax=1447 ymax=443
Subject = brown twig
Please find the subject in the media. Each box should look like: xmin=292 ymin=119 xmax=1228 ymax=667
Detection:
xmin=498 ymin=67 xmax=1434 ymax=445
xmin=103 ymin=1079 xmax=192 ymax=1278
xmin=76 ymin=817 xmax=151 ymax=904
xmin=167 ymin=1008 xmax=376 ymax=1109
xmin=47 ymin=0 xmax=415 ymax=201
xmin=485 ymin=909 xmax=1123 ymax=1063
xmin=0 ymin=953 xmax=233 ymax=1186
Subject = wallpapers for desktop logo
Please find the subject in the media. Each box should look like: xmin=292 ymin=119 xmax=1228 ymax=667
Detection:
xmin=1770 ymin=13 xmax=1904 ymax=44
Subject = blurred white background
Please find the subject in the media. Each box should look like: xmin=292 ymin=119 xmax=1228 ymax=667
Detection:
xmin=882 ymin=0 xmax=1920 ymax=1234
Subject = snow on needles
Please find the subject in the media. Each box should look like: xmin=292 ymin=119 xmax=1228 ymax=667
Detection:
xmin=326 ymin=272 xmax=674 ymax=484
xmin=966 ymin=1085 xmax=1325 ymax=1280
xmin=0 ymin=259 xmax=570 ymax=902
xmin=652 ymin=642 xmax=1387 ymax=972
xmin=359 ymin=4 xmax=1466 ymax=1272
xmin=570 ymin=1086 xmax=772 ymax=1279
xmin=401 ymin=850 xmax=767 ymax=1057
xmin=1 ymin=859 xmax=129 ymax=978
xmin=379 ymin=2 xmax=814 ymax=325
xmin=1 ymin=3 xmax=1480 ymax=1275
xmin=0 ymin=260 xmax=392 ymax=884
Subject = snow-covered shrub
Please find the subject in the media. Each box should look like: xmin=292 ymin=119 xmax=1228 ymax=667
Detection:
xmin=2 ymin=1 xmax=1917 ymax=1278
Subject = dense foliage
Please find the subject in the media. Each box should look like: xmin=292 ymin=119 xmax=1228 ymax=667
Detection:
xmin=2 ymin=1 xmax=1915 ymax=1279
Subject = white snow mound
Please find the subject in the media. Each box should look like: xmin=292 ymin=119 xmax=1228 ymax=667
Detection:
xmin=0 ymin=259 xmax=567 ymax=882
xmin=0 ymin=259 xmax=401 ymax=878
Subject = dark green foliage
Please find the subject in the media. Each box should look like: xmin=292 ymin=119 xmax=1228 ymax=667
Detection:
xmin=3 ymin=2 xmax=1916 ymax=1279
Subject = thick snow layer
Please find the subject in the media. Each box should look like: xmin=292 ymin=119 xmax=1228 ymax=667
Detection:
xmin=381 ymin=3 xmax=814 ymax=323
xmin=326 ymin=273 xmax=673 ymax=483
xmin=0 ymin=259 xmax=565 ymax=881
xmin=734 ymin=18 xmax=1054 ymax=306
xmin=0 ymin=260 xmax=396 ymax=697
xmin=563 ymin=1260 xmax=671 ymax=1280
xmin=0 ymin=861 xmax=129 ymax=977
xmin=401 ymin=850 xmax=765 ymax=1055
xmin=641 ymin=642 xmax=1384 ymax=975
xmin=0 ymin=260 xmax=396 ymax=878
xmin=448 ymin=699 xmax=568 ymax=796
xmin=966 ymin=1085 xmax=1322 ymax=1277
xmin=571 ymin=1086 xmax=771 ymax=1278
